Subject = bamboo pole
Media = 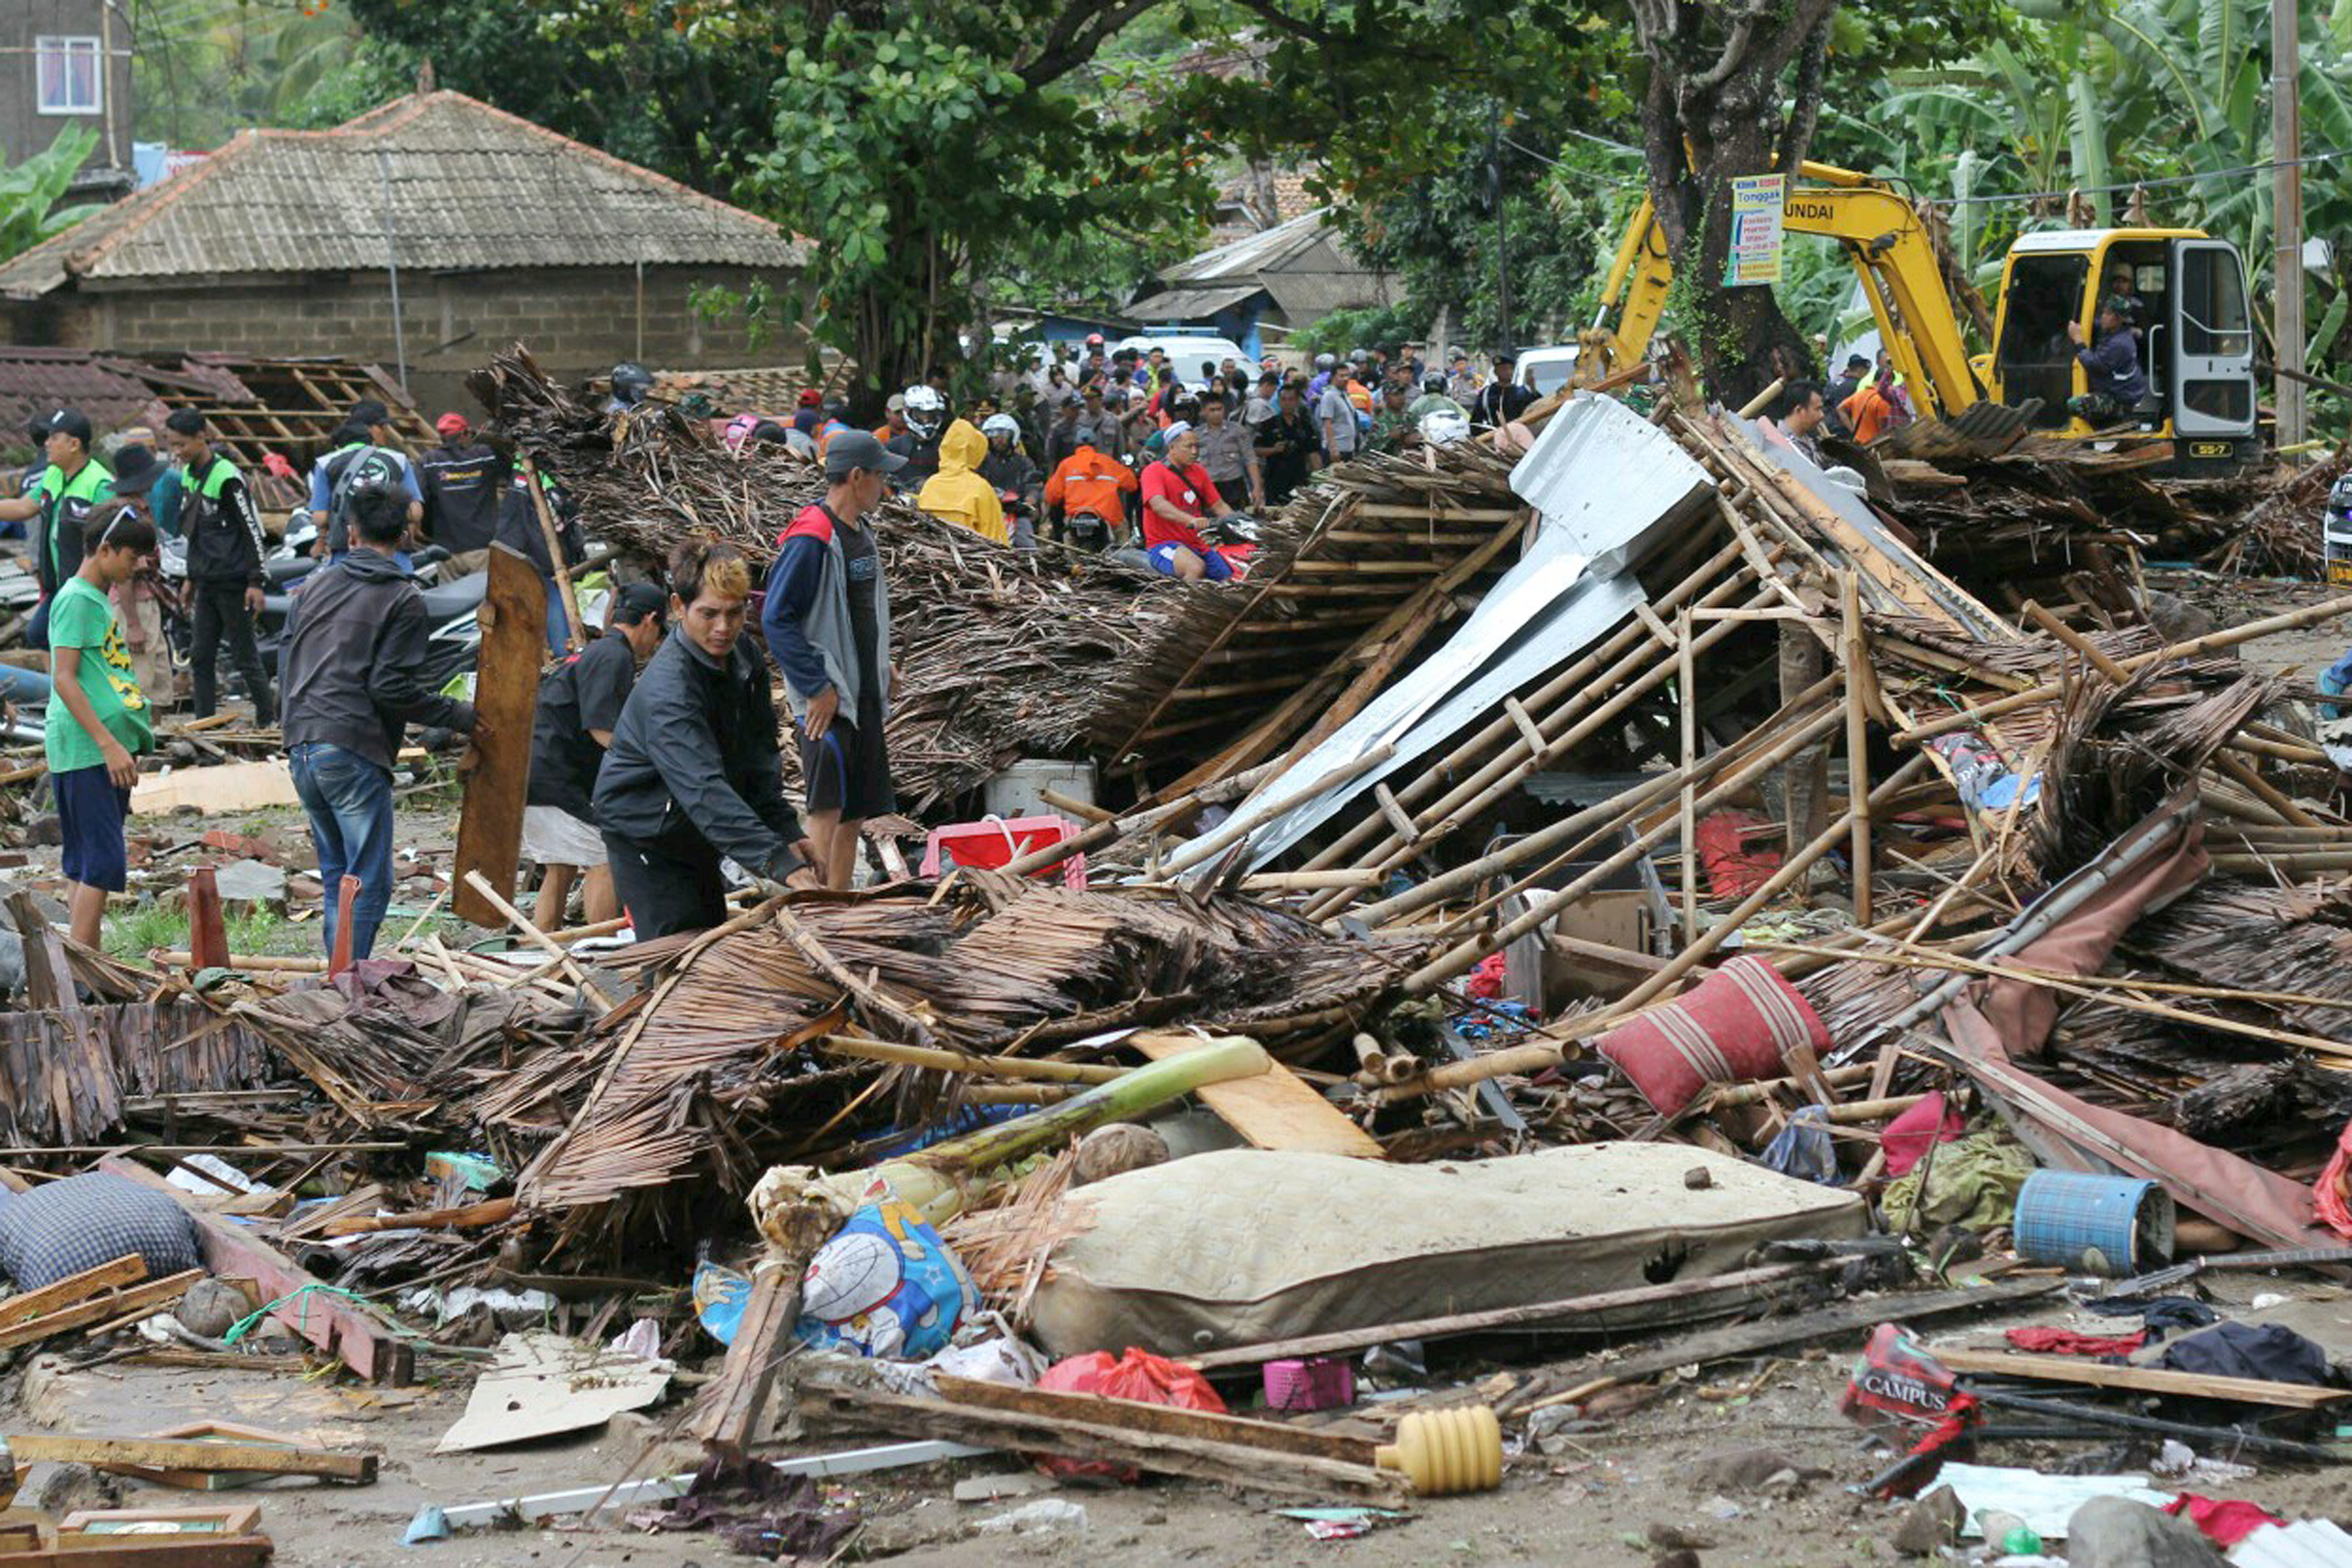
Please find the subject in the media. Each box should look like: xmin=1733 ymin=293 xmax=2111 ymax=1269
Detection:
xmin=517 ymin=455 xmax=585 ymax=654
xmin=1355 ymin=689 xmax=1838 ymax=931
xmin=1842 ymin=572 xmax=1873 ymax=924
xmin=1295 ymin=536 xmax=1754 ymax=897
xmin=1149 ymin=744 xmax=1397 ymax=880
xmin=1895 ymin=592 xmax=2352 ymax=747
xmin=1678 ymin=606 xmax=1698 ymax=945
xmin=154 ymin=951 xmax=326 ymax=973
xmin=461 ymin=869 xmax=616 ymax=1011
xmin=998 ymin=760 xmax=1281 ymax=878
xmin=1305 ymin=575 xmax=1778 ymax=920
xmin=818 ymin=1035 xmax=1127 ymax=1084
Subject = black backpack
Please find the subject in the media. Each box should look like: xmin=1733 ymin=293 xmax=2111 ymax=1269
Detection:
xmin=323 ymin=444 xmax=407 ymax=551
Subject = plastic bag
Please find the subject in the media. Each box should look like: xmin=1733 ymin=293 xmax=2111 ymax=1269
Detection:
xmin=1033 ymin=1348 xmax=1228 ymax=1480
xmin=1838 ymin=1322 xmax=1959 ymax=1437
xmin=795 ymin=1196 xmax=979 ymax=1361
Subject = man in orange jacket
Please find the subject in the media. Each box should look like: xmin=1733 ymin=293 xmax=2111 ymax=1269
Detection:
xmin=1043 ymin=426 xmax=1138 ymax=549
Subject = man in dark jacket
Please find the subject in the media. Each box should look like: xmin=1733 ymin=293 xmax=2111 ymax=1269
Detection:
xmin=281 ymin=483 xmax=476 ymax=960
xmin=2067 ymin=296 xmax=2151 ymax=424
xmin=596 ymin=540 xmax=817 ymax=937
xmin=416 ymin=414 xmax=507 ymax=573
xmin=160 ymin=410 xmax=273 ymax=725
xmin=524 ymin=583 xmax=666 ymax=929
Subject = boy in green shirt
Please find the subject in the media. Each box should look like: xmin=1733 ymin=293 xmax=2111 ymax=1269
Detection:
xmin=45 ymin=502 xmax=156 ymax=949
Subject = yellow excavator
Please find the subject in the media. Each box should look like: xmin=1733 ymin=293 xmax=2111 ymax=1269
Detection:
xmin=1585 ymin=161 xmax=2260 ymax=471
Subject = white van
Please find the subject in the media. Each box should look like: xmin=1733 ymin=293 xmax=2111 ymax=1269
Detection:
xmin=1112 ymin=333 xmax=1255 ymax=384
xmin=1513 ymin=344 xmax=1581 ymax=396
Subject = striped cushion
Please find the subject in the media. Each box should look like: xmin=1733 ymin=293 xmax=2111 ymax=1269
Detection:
xmin=1597 ymin=956 xmax=1829 ymax=1117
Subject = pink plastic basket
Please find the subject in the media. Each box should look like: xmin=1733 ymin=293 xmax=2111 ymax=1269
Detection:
xmin=920 ymin=814 xmax=1087 ymax=888
xmin=1264 ymin=1357 xmax=1355 ymax=1412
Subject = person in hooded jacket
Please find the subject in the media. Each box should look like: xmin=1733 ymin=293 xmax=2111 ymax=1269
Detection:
xmin=915 ymin=419 xmax=1008 ymax=545
xmin=975 ymin=413 xmax=1040 ymax=548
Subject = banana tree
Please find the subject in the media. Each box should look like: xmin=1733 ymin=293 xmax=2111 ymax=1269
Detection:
xmin=0 ymin=127 xmax=103 ymax=265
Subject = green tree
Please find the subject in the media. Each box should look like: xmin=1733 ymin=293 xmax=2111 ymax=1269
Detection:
xmin=0 ymin=127 xmax=104 ymax=265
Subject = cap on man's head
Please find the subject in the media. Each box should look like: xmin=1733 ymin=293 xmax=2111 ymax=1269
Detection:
xmin=435 ymin=412 xmax=470 ymax=439
xmin=1493 ymin=348 xmax=1517 ymax=363
xmin=350 ymin=399 xmax=392 ymax=428
xmin=46 ymin=408 xmax=94 ymax=447
xmin=798 ymin=389 xmax=823 ymax=407
xmin=612 ymin=582 xmax=669 ymax=625
xmin=886 ymin=393 xmax=908 ymax=412
xmin=824 ymin=429 xmax=906 ymax=480
xmin=1161 ymin=420 xmax=1194 ymax=447
xmin=1843 ymin=353 xmax=1870 ymax=371
xmin=2101 ymin=294 xmax=2137 ymax=320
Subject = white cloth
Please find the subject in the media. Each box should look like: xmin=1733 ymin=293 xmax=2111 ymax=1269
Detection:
xmin=521 ymin=804 xmax=603 ymax=870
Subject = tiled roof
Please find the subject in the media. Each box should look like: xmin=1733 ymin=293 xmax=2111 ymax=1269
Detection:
xmin=0 ymin=348 xmax=171 ymax=436
xmin=0 ymin=92 xmax=804 ymax=301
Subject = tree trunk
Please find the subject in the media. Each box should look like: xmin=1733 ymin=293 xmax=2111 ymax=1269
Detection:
xmin=1633 ymin=1 xmax=1838 ymax=408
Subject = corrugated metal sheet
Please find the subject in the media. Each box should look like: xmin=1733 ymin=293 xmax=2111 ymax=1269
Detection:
xmin=2234 ymin=1519 xmax=2352 ymax=1567
xmin=1159 ymin=210 xmax=1328 ymax=284
xmin=1128 ymin=284 xmax=1264 ymax=322
xmin=0 ymin=92 xmax=803 ymax=301
xmin=1510 ymin=392 xmax=1714 ymax=576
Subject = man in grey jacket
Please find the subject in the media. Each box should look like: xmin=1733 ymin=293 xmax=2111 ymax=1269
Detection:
xmin=761 ymin=431 xmax=903 ymax=889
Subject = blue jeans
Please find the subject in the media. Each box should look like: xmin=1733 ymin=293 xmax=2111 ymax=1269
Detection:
xmin=289 ymin=741 xmax=394 ymax=960
xmin=541 ymin=574 xmax=572 ymax=655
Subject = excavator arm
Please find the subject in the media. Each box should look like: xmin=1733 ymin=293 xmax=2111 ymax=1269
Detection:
xmin=1589 ymin=163 xmax=1989 ymax=419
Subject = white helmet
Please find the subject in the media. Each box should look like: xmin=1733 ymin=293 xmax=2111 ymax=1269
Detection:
xmin=981 ymin=412 xmax=1021 ymax=444
xmin=1420 ymin=408 xmax=1472 ymax=446
xmin=903 ymin=384 xmax=946 ymax=440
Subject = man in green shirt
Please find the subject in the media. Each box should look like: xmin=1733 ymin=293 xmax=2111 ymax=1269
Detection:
xmin=0 ymin=409 xmax=115 ymax=649
xmin=1408 ymin=375 xmax=1470 ymax=422
xmin=45 ymin=501 xmax=156 ymax=949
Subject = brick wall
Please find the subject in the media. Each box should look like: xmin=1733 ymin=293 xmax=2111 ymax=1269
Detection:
xmin=11 ymin=264 xmax=807 ymax=414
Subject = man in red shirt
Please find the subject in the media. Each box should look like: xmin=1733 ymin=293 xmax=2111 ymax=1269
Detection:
xmin=1140 ymin=423 xmax=1239 ymax=582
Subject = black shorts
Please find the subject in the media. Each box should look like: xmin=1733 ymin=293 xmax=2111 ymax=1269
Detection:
xmin=799 ymin=714 xmax=895 ymax=819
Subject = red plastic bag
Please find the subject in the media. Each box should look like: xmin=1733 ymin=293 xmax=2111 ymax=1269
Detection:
xmin=1033 ymin=1348 xmax=1229 ymax=1481
xmin=1839 ymin=1323 xmax=1958 ymax=1438
xmin=2318 ymin=1116 xmax=2352 ymax=1239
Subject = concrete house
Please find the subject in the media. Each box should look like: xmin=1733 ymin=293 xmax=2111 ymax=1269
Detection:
xmin=0 ymin=91 xmax=808 ymax=412
xmin=3 ymin=0 xmax=136 ymax=196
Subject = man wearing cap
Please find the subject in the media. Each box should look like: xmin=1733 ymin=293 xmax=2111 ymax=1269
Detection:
xmin=1473 ymin=351 xmax=1535 ymax=428
xmin=1825 ymin=353 xmax=1871 ymax=436
xmin=1140 ymin=422 xmax=1241 ymax=582
xmin=1446 ymin=348 xmax=1479 ymax=404
xmin=2066 ymin=296 xmax=2150 ymax=424
xmin=524 ymin=583 xmax=667 ymax=928
xmin=872 ymin=392 xmax=911 ymax=446
xmin=162 ymin=411 xmax=274 ymax=725
xmin=1040 ymin=391 xmax=1086 ymax=474
xmin=0 ymin=410 xmax=115 ymax=648
xmin=792 ymin=389 xmax=825 ymax=436
xmin=762 ymin=431 xmax=902 ymax=889
xmin=1044 ymin=423 xmax=1138 ymax=548
xmin=416 ymin=413 xmax=506 ymax=575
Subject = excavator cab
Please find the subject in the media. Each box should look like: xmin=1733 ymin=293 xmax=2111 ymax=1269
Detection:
xmin=1989 ymin=230 xmax=2257 ymax=471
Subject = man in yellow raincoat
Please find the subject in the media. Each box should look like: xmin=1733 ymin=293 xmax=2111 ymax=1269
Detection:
xmin=915 ymin=419 xmax=1007 ymax=545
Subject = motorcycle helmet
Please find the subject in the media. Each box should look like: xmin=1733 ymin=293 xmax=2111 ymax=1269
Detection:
xmin=1315 ymin=353 xmax=1337 ymax=372
xmin=608 ymin=361 xmax=654 ymax=407
xmin=1420 ymin=408 xmax=1473 ymax=447
xmin=903 ymin=384 xmax=947 ymax=441
xmin=981 ymin=413 xmax=1021 ymax=444
xmin=2331 ymin=474 xmax=2352 ymax=525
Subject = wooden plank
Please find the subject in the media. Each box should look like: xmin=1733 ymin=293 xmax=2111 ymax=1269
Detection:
xmin=1932 ymin=1346 xmax=2351 ymax=1409
xmin=1182 ymin=1260 xmax=1833 ymax=1371
xmin=130 ymin=762 xmax=302 ymax=817
xmin=932 ymin=1374 xmax=1374 ymax=1465
xmin=9 ymin=1434 xmax=375 ymax=1481
xmin=451 ymin=543 xmax=547 ymax=927
xmin=1 ymin=1536 xmax=275 ymax=1567
xmin=688 ymin=1261 xmax=800 ymax=1460
xmin=0 ymin=1269 xmax=202 ymax=1350
xmin=806 ymin=1382 xmax=1409 ymax=1504
xmin=1551 ymin=1277 xmax=2062 ymax=1390
xmin=95 ymin=1157 xmax=411 ymax=1384
xmin=1129 ymin=1032 xmax=1382 ymax=1158
xmin=0 ymin=1256 xmax=143 ymax=1330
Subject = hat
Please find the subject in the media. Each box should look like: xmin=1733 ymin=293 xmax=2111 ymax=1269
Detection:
xmin=886 ymin=393 xmax=908 ymax=412
xmin=349 ymin=398 xmax=391 ymax=428
xmin=1843 ymin=353 xmax=1870 ymax=371
xmin=1161 ymin=420 xmax=1194 ymax=447
xmin=45 ymin=408 xmax=93 ymax=447
xmin=1492 ymin=347 xmax=1517 ymax=363
xmin=111 ymin=442 xmax=163 ymax=495
xmin=2100 ymin=294 xmax=2138 ymax=320
xmin=435 ymin=412 xmax=470 ymax=438
xmin=1058 ymin=391 xmax=1081 ymax=407
xmin=824 ymin=429 xmax=906 ymax=480
xmin=612 ymin=582 xmax=668 ymax=625
xmin=798 ymin=388 xmax=823 ymax=407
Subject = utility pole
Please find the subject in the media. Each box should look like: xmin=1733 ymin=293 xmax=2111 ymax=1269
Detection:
xmin=2274 ymin=0 xmax=2306 ymax=450
xmin=1490 ymin=103 xmax=1512 ymax=354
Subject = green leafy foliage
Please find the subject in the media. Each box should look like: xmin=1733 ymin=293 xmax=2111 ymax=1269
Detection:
xmin=130 ymin=0 xmax=391 ymax=147
xmin=0 ymin=126 xmax=105 ymax=264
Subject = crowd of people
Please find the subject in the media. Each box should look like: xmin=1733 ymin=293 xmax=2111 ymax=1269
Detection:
xmin=730 ymin=337 xmax=1524 ymax=581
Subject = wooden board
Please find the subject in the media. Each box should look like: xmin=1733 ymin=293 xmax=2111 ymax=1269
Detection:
xmin=1129 ymin=1032 xmax=1382 ymax=1158
xmin=0 ymin=1270 xmax=201 ymax=1350
xmin=2 ymin=1534 xmax=274 ymax=1566
xmin=0 ymin=1256 xmax=144 ymax=1329
xmin=96 ymin=1157 xmax=411 ymax=1385
xmin=1933 ymin=1345 xmax=2352 ymax=1409
xmin=8 ymin=1435 xmax=373 ymax=1482
xmin=932 ymin=1374 xmax=1376 ymax=1465
xmin=130 ymin=762 xmax=301 ymax=818
xmin=450 ymin=543 xmax=547 ymax=927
